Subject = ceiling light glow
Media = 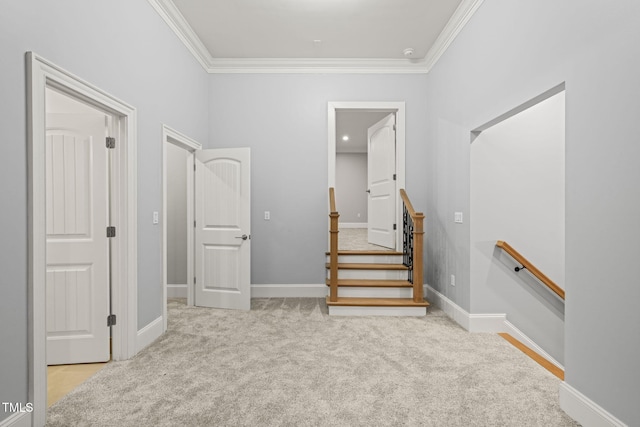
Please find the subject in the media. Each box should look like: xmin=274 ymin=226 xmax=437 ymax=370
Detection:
xmin=342 ymin=135 xmax=349 ymax=141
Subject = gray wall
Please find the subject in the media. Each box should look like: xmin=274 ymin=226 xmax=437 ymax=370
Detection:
xmin=424 ymin=0 xmax=640 ymax=423
xmin=166 ymin=143 xmax=189 ymax=284
xmin=208 ymin=74 xmax=429 ymax=284
xmin=336 ymin=153 xmax=368 ymax=224
xmin=0 ymin=1 xmax=209 ymax=419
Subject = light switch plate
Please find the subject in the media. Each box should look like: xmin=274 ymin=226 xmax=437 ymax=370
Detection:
xmin=454 ymin=212 xmax=463 ymax=223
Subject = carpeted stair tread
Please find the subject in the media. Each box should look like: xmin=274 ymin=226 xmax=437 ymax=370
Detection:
xmin=325 ymin=296 xmax=430 ymax=307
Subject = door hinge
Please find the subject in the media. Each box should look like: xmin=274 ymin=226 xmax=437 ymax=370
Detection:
xmin=106 ymin=226 xmax=116 ymax=238
xmin=106 ymin=137 xmax=116 ymax=149
xmin=194 ymin=163 xmax=196 ymax=171
xmin=194 ymin=277 xmax=196 ymax=285
xmin=393 ymin=174 xmax=396 ymax=180
xmin=194 ymin=220 xmax=196 ymax=228
xmin=393 ymin=124 xmax=396 ymax=131
xmin=393 ymin=224 xmax=397 ymax=230
xmin=107 ymin=314 xmax=116 ymax=327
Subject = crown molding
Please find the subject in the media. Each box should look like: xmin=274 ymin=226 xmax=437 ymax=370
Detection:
xmin=147 ymin=0 xmax=214 ymax=69
xmin=205 ymin=57 xmax=429 ymax=74
xmin=422 ymin=0 xmax=485 ymax=71
xmin=148 ymin=0 xmax=484 ymax=74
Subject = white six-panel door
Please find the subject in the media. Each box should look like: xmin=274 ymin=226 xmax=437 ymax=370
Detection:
xmin=195 ymin=148 xmax=251 ymax=310
xmin=367 ymin=114 xmax=397 ymax=249
xmin=45 ymin=113 xmax=111 ymax=365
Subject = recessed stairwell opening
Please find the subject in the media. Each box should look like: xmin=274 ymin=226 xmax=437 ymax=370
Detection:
xmin=470 ymin=84 xmax=566 ymax=367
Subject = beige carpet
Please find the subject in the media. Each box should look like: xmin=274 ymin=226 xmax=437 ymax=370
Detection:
xmin=46 ymin=299 xmax=578 ymax=426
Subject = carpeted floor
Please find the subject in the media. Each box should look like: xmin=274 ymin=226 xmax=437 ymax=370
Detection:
xmin=46 ymin=298 xmax=579 ymax=426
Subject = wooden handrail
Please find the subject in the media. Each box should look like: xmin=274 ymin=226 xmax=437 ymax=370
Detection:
xmin=400 ymin=189 xmax=425 ymax=303
xmin=329 ymin=187 xmax=336 ymax=213
xmin=496 ymin=240 xmax=565 ymax=300
xmin=328 ymin=188 xmax=339 ymax=302
xmin=399 ymin=189 xmax=421 ymax=218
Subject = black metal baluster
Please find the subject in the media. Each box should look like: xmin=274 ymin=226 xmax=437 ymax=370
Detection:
xmin=403 ymin=203 xmax=414 ymax=283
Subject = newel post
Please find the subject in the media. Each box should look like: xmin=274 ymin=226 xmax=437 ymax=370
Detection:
xmin=329 ymin=211 xmax=339 ymax=302
xmin=412 ymin=212 xmax=425 ymax=302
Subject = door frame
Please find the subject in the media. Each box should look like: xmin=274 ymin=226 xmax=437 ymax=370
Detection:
xmin=162 ymin=124 xmax=201 ymax=331
xmin=27 ymin=52 xmax=138 ymax=426
xmin=327 ymin=102 xmax=406 ymax=250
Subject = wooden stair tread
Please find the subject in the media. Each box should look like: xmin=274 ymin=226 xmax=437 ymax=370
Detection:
xmin=325 ymin=250 xmax=403 ymax=256
xmin=325 ymin=279 xmax=412 ymax=288
xmin=325 ymin=263 xmax=409 ymax=270
xmin=326 ymin=297 xmax=430 ymax=307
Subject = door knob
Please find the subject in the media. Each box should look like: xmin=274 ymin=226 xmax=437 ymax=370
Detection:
xmin=366 ymin=189 xmax=370 ymax=193
xmin=235 ymin=234 xmax=248 ymax=240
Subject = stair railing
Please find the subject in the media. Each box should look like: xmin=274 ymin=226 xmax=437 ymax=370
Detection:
xmin=496 ymin=240 xmax=565 ymax=300
xmin=400 ymin=189 xmax=425 ymax=303
xmin=328 ymin=187 xmax=339 ymax=302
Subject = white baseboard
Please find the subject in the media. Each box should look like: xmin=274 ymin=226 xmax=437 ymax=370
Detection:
xmin=425 ymin=284 xmax=473 ymax=330
xmin=338 ymin=223 xmax=367 ymax=229
xmin=136 ymin=316 xmax=163 ymax=353
xmin=0 ymin=411 xmax=31 ymax=427
xmin=504 ymin=319 xmax=564 ymax=370
xmin=167 ymin=283 xmax=187 ymax=298
xmin=559 ymin=383 xmax=627 ymax=427
xmin=251 ymin=284 xmax=327 ymax=298
xmin=425 ymin=284 xmax=563 ymax=369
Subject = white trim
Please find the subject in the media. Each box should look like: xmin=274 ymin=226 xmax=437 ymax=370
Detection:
xmin=425 ymin=284 xmax=564 ymax=370
xmin=504 ymin=320 xmax=564 ymax=370
xmin=147 ymin=0 xmax=484 ymax=74
xmin=27 ymin=52 xmax=138 ymax=426
xmin=161 ymin=124 xmax=202 ymax=332
xmin=425 ymin=284 xmax=472 ymax=330
xmin=251 ymin=284 xmax=327 ymax=298
xmin=146 ymin=0 xmax=214 ymax=70
xmin=0 ymin=412 xmax=31 ymax=427
xmin=328 ymin=102 xmax=406 ymax=252
xmin=136 ymin=316 xmax=164 ymax=353
xmin=421 ymin=0 xmax=485 ymax=71
xmin=559 ymin=383 xmax=628 ymax=427
xmin=338 ymin=222 xmax=367 ymax=229
xmin=167 ymin=284 xmax=188 ymax=298
xmin=328 ymin=306 xmax=427 ymax=316
xmin=205 ymin=58 xmax=428 ymax=74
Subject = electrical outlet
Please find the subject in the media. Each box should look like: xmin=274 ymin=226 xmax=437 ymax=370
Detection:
xmin=454 ymin=212 xmax=463 ymax=224
xmin=264 ymin=211 xmax=270 ymax=220
xmin=153 ymin=211 xmax=159 ymax=224
xmin=450 ymin=274 xmax=456 ymax=286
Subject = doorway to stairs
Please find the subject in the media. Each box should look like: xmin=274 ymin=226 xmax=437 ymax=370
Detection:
xmin=327 ymin=102 xmax=406 ymax=252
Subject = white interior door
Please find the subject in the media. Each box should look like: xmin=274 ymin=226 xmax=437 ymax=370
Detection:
xmin=45 ymin=110 xmax=111 ymax=365
xmin=195 ymin=148 xmax=251 ymax=310
xmin=367 ymin=114 xmax=396 ymax=249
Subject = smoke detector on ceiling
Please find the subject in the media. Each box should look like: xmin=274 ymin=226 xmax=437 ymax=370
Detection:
xmin=403 ymin=48 xmax=414 ymax=57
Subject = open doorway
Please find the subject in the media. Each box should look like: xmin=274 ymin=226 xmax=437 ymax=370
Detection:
xmin=328 ymin=102 xmax=406 ymax=252
xmin=28 ymin=52 xmax=138 ymax=425
xmin=161 ymin=125 xmax=200 ymax=328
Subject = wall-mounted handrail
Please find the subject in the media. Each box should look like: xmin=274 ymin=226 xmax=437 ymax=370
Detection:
xmin=328 ymin=188 xmax=339 ymax=302
xmin=496 ymin=240 xmax=565 ymax=300
xmin=400 ymin=189 xmax=425 ymax=303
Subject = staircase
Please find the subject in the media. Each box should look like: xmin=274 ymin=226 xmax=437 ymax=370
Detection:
xmin=324 ymin=250 xmax=429 ymax=315
xmin=325 ymin=187 xmax=430 ymax=316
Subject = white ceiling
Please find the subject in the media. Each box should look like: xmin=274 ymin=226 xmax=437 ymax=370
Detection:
xmin=336 ymin=111 xmax=391 ymax=153
xmin=149 ymin=0 xmax=484 ymax=73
